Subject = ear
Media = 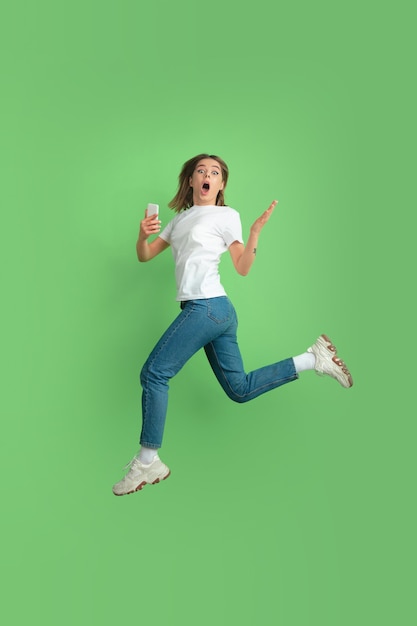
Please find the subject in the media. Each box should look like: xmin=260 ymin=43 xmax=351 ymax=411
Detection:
xmin=189 ymin=176 xmax=193 ymax=187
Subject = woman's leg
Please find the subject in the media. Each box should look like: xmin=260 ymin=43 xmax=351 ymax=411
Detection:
xmin=113 ymin=298 xmax=235 ymax=496
xmin=204 ymin=301 xmax=298 ymax=402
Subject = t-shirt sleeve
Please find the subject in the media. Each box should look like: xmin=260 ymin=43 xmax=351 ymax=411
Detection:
xmin=223 ymin=209 xmax=244 ymax=247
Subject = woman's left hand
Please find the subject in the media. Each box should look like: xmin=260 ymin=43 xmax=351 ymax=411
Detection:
xmin=250 ymin=200 xmax=277 ymax=234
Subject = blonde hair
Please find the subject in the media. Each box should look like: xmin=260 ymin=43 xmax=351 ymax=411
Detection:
xmin=168 ymin=153 xmax=229 ymax=212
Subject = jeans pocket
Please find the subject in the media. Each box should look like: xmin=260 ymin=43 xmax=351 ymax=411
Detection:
xmin=207 ymin=297 xmax=232 ymax=324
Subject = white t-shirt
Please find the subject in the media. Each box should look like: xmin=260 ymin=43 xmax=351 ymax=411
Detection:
xmin=159 ymin=205 xmax=244 ymax=301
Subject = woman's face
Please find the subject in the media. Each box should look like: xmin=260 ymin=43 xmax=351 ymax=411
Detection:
xmin=189 ymin=158 xmax=224 ymax=206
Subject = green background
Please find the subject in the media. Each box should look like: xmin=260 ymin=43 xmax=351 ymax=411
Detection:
xmin=2 ymin=1 xmax=415 ymax=624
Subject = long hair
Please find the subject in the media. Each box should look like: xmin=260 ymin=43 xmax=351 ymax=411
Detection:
xmin=168 ymin=153 xmax=229 ymax=213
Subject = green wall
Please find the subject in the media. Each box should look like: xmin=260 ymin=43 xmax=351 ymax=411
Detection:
xmin=2 ymin=1 xmax=414 ymax=625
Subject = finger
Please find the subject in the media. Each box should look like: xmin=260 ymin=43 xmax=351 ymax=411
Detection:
xmin=144 ymin=215 xmax=160 ymax=226
xmin=263 ymin=200 xmax=278 ymax=220
xmin=141 ymin=218 xmax=161 ymax=233
xmin=261 ymin=208 xmax=273 ymax=221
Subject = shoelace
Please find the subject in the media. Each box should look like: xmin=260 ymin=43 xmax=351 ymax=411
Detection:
xmin=123 ymin=453 xmax=141 ymax=471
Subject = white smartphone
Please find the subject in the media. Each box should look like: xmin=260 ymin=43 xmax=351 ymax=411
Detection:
xmin=147 ymin=203 xmax=159 ymax=217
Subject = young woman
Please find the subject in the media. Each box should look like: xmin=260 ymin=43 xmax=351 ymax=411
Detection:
xmin=112 ymin=154 xmax=353 ymax=496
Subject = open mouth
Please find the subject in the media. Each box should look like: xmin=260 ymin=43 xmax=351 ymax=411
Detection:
xmin=202 ymin=183 xmax=210 ymax=191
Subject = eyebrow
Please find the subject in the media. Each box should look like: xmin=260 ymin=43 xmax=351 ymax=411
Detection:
xmin=196 ymin=163 xmax=220 ymax=170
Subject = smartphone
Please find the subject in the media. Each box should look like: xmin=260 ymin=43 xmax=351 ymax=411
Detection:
xmin=147 ymin=203 xmax=159 ymax=217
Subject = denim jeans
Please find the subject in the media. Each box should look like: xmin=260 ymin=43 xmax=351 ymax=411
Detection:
xmin=139 ymin=296 xmax=298 ymax=448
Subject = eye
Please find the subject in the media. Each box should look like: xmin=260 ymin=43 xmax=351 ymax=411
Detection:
xmin=212 ymin=170 xmax=219 ymax=176
xmin=197 ymin=169 xmax=205 ymax=174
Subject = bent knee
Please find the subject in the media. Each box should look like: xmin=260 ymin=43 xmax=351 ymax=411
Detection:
xmin=140 ymin=359 xmax=172 ymax=387
xmin=140 ymin=361 xmax=154 ymax=385
xmin=224 ymin=389 xmax=250 ymax=403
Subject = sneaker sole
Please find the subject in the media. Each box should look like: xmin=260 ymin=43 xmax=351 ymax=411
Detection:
xmin=113 ymin=470 xmax=171 ymax=496
xmin=321 ymin=335 xmax=353 ymax=389
xmin=316 ymin=334 xmax=353 ymax=388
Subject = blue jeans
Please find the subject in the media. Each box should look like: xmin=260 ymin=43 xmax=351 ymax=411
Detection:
xmin=139 ymin=297 xmax=298 ymax=448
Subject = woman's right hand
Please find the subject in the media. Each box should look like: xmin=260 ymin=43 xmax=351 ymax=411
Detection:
xmin=139 ymin=212 xmax=161 ymax=240
xmin=137 ymin=211 xmax=169 ymax=262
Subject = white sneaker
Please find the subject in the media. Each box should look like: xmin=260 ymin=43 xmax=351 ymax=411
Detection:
xmin=112 ymin=453 xmax=170 ymax=496
xmin=307 ymin=334 xmax=353 ymax=388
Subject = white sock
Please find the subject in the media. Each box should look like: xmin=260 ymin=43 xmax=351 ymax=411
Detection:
xmin=139 ymin=446 xmax=158 ymax=464
xmin=293 ymin=352 xmax=316 ymax=374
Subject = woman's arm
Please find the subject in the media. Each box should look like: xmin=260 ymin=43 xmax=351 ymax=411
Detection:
xmin=229 ymin=200 xmax=277 ymax=276
xmin=136 ymin=213 xmax=170 ymax=262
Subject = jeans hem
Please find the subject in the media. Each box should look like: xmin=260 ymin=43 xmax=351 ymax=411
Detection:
xmin=139 ymin=441 xmax=161 ymax=449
